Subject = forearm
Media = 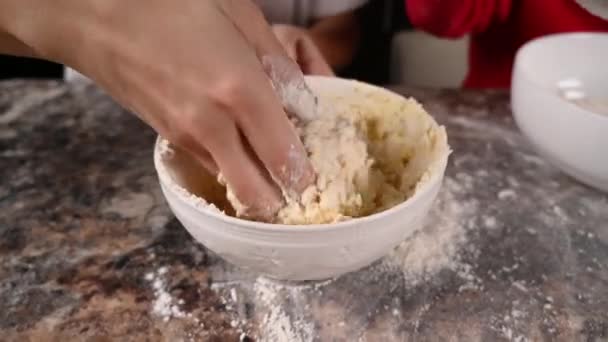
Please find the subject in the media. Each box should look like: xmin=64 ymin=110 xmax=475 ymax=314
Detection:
xmin=0 ymin=0 xmax=92 ymax=65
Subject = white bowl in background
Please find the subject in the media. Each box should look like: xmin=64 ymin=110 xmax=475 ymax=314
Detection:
xmin=154 ymin=76 xmax=449 ymax=281
xmin=512 ymin=33 xmax=608 ymax=192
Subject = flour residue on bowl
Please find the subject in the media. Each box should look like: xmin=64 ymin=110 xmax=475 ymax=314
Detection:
xmin=155 ymin=139 xmax=230 ymax=216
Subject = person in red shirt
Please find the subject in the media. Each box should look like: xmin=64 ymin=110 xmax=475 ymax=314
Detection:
xmin=405 ymin=0 xmax=608 ymax=88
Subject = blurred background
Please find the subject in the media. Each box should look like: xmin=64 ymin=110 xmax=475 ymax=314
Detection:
xmin=0 ymin=0 xmax=468 ymax=88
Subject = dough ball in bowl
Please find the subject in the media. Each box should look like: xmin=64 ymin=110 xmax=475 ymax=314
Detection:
xmin=154 ymin=76 xmax=450 ymax=280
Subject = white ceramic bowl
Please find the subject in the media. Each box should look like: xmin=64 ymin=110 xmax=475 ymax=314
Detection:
xmin=154 ymin=77 xmax=449 ymax=281
xmin=512 ymin=33 xmax=608 ymax=192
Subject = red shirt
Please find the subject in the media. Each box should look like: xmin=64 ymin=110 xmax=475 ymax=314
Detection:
xmin=405 ymin=0 xmax=608 ymax=88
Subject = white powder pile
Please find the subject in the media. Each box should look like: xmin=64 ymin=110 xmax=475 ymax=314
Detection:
xmin=383 ymin=176 xmax=479 ymax=288
xmin=209 ymin=274 xmax=321 ymax=342
xmin=253 ymin=278 xmax=315 ymax=342
xmin=145 ymin=266 xmax=189 ymax=322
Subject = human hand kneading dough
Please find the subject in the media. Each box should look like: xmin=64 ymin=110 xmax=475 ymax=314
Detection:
xmin=0 ymin=0 xmax=316 ymax=221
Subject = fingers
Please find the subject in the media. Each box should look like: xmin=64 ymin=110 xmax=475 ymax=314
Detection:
xmin=240 ymin=87 xmax=316 ymax=194
xmin=165 ymin=1 xmax=315 ymax=219
xmin=178 ymin=104 xmax=284 ymax=220
xmin=296 ymin=36 xmax=334 ymax=76
xmin=213 ymin=1 xmax=316 ymax=195
xmin=261 ymin=55 xmax=319 ymax=122
xmin=212 ymin=71 xmax=316 ymax=196
xmin=220 ymin=1 xmax=319 ymax=122
xmin=209 ymin=125 xmax=283 ymax=220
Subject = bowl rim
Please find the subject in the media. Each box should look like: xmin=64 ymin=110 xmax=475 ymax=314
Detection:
xmin=514 ymin=32 xmax=608 ymax=122
xmin=153 ymin=76 xmax=449 ymax=233
xmin=155 ymin=146 xmax=447 ymax=232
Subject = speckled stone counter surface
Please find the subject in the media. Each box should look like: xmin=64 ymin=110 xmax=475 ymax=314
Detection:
xmin=1 ymin=80 xmax=606 ymax=342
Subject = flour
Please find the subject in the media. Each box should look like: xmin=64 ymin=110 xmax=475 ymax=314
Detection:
xmin=102 ymin=192 xmax=154 ymax=219
xmin=155 ymin=139 xmax=224 ymax=215
xmin=208 ymin=172 xmax=480 ymax=340
xmin=512 ymin=281 xmax=528 ymax=293
xmin=262 ymin=55 xmax=318 ymax=122
xmin=483 ymin=216 xmax=498 ymax=229
xmin=498 ymin=189 xmax=517 ymax=200
xmin=275 ymin=82 xmax=449 ymax=224
xmin=492 ymin=300 xmax=531 ymax=342
xmin=383 ymin=176 xmax=478 ymax=288
xmin=0 ymin=87 xmax=65 ymax=124
xmin=145 ymin=267 xmax=187 ymax=322
xmin=253 ymin=278 xmax=315 ymax=342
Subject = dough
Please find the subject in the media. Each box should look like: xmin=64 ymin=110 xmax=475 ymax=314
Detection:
xmin=221 ymin=82 xmax=449 ymax=225
xmin=274 ymin=88 xmax=448 ymax=224
xmin=277 ymin=104 xmax=373 ymax=224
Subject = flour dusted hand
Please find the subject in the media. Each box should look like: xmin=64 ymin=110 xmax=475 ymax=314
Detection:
xmin=0 ymin=0 xmax=316 ymax=221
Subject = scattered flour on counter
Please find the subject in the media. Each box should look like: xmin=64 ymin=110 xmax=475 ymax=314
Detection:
xmin=102 ymin=192 xmax=155 ymax=219
xmin=210 ymin=274 xmax=329 ymax=341
xmin=489 ymin=298 xmax=534 ymax=342
xmin=483 ymin=216 xmax=498 ymax=229
xmin=0 ymin=87 xmax=66 ymax=124
xmin=512 ymin=281 xmax=528 ymax=293
xmin=145 ymin=267 xmax=187 ymax=322
xmin=498 ymin=189 xmax=517 ymax=200
xmin=201 ymin=154 xmax=500 ymax=339
xmin=500 ymin=326 xmax=529 ymax=342
xmin=208 ymin=173 xmax=484 ymax=340
xmin=383 ymin=176 xmax=480 ymax=288
xmin=253 ymin=278 xmax=315 ymax=342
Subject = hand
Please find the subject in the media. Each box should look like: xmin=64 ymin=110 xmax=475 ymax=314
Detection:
xmin=0 ymin=0 xmax=315 ymax=221
xmin=272 ymin=24 xmax=334 ymax=76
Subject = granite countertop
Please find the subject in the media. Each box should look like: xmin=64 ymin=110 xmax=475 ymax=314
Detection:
xmin=0 ymin=80 xmax=606 ymax=342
